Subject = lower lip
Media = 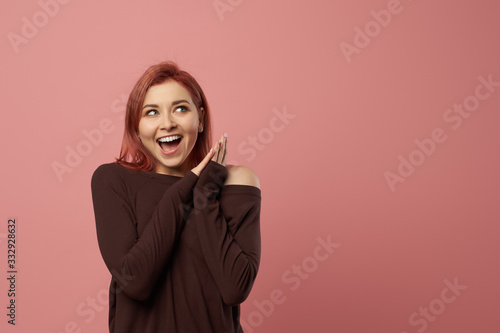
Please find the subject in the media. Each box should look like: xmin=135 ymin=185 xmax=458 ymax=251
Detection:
xmin=158 ymin=139 xmax=182 ymax=155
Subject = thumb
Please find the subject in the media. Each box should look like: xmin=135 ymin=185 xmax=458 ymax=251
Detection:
xmin=191 ymin=147 xmax=215 ymax=176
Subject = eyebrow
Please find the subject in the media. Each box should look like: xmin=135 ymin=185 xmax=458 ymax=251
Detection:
xmin=171 ymin=99 xmax=190 ymax=106
xmin=142 ymin=104 xmax=158 ymax=110
xmin=142 ymin=100 xmax=191 ymax=110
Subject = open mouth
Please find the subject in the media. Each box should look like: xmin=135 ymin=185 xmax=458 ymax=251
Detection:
xmin=157 ymin=135 xmax=182 ymax=153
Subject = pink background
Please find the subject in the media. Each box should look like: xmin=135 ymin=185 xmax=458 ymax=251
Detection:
xmin=1 ymin=0 xmax=499 ymax=332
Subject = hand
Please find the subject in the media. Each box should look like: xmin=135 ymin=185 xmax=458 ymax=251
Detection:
xmin=211 ymin=133 xmax=227 ymax=166
xmin=190 ymin=133 xmax=227 ymax=176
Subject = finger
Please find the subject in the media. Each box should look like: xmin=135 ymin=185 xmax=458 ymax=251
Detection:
xmin=211 ymin=139 xmax=220 ymax=162
xmin=221 ymin=135 xmax=227 ymax=166
xmin=212 ymin=133 xmax=225 ymax=164
xmin=200 ymin=146 xmax=215 ymax=167
xmin=216 ymin=138 xmax=223 ymax=164
xmin=191 ymin=147 xmax=214 ymax=176
xmin=205 ymin=146 xmax=215 ymax=161
xmin=220 ymin=135 xmax=226 ymax=164
xmin=198 ymin=150 xmax=212 ymax=170
xmin=219 ymin=135 xmax=226 ymax=164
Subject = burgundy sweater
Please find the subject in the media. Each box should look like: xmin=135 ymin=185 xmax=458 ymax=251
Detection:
xmin=90 ymin=160 xmax=261 ymax=332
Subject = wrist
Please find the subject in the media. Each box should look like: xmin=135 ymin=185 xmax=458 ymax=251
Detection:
xmin=195 ymin=161 xmax=227 ymax=197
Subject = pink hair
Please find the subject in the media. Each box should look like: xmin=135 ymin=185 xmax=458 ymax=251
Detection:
xmin=116 ymin=61 xmax=212 ymax=171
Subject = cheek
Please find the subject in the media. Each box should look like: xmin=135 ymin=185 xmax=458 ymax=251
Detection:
xmin=138 ymin=121 xmax=151 ymax=138
xmin=191 ymin=118 xmax=199 ymax=131
xmin=178 ymin=119 xmax=198 ymax=135
xmin=137 ymin=121 xmax=144 ymax=135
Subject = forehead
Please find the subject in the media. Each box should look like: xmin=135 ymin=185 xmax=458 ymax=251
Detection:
xmin=143 ymin=80 xmax=194 ymax=104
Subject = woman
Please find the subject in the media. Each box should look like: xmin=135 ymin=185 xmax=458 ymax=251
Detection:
xmin=91 ymin=61 xmax=261 ymax=332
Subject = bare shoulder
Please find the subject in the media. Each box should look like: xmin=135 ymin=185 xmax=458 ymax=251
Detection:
xmin=224 ymin=164 xmax=260 ymax=189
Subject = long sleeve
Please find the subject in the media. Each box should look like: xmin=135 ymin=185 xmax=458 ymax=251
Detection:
xmin=90 ymin=164 xmax=198 ymax=301
xmin=192 ymin=161 xmax=261 ymax=306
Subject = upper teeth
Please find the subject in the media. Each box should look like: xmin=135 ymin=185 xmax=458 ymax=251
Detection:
xmin=158 ymin=135 xmax=181 ymax=142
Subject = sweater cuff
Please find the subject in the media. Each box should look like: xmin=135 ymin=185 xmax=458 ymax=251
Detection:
xmin=181 ymin=170 xmax=200 ymax=198
xmin=195 ymin=161 xmax=228 ymax=199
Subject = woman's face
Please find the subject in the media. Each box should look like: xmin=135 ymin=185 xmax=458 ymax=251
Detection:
xmin=138 ymin=80 xmax=203 ymax=176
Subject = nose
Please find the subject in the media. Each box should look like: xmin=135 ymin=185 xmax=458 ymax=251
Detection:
xmin=159 ymin=111 xmax=176 ymax=130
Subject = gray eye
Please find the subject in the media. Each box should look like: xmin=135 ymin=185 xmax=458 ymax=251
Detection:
xmin=175 ymin=106 xmax=188 ymax=112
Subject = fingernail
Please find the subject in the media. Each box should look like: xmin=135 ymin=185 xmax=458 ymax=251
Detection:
xmin=224 ymin=132 xmax=228 ymax=138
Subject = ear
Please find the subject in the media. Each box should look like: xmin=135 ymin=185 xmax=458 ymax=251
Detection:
xmin=199 ymin=107 xmax=205 ymax=129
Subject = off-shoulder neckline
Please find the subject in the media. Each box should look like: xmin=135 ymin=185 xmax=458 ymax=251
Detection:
xmin=111 ymin=162 xmax=260 ymax=192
